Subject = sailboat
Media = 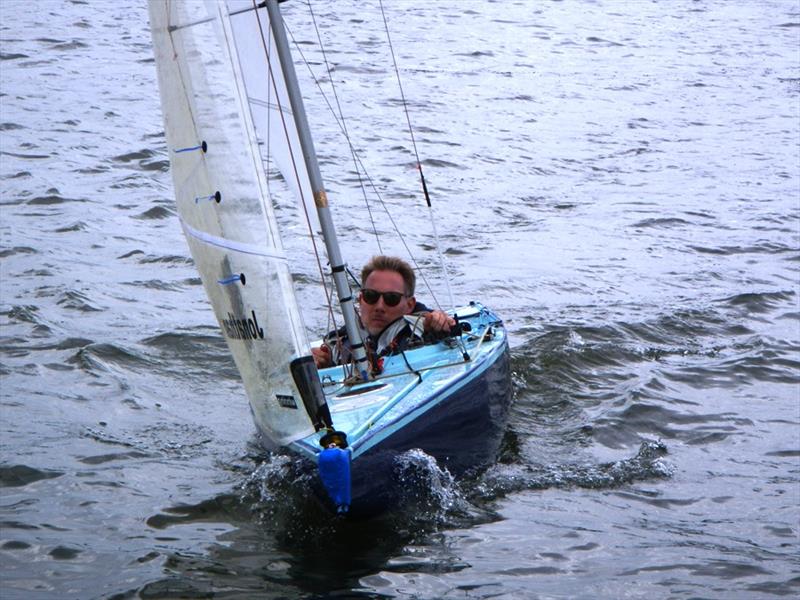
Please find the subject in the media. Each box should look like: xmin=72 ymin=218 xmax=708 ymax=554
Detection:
xmin=148 ymin=0 xmax=512 ymax=516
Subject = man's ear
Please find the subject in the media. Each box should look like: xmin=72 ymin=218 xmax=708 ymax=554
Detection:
xmin=407 ymin=296 xmax=417 ymax=313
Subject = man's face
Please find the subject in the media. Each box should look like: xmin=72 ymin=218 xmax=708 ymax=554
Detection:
xmin=359 ymin=269 xmax=415 ymax=336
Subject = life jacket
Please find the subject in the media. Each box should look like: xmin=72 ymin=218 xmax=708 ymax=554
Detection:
xmin=324 ymin=305 xmax=430 ymax=371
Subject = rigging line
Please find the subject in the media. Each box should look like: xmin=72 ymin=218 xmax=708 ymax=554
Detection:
xmin=304 ymin=1 xmax=382 ymax=255
xmin=298 ymin=2 xmax=366 ymax=344
xmin=247 ymin=96 xmax=291 ymax=113
xmin=285 ymin=22 xmax=440 ymax=307
xmin=321 ymin=349 xmax=491 ymax=390
xmin=167 ymin=2 xmax=267 ymax=33
xmin=378 ymin=0 xmax=455 ymax=311
xmin=250 ymin=0 xmax=341 ymax=337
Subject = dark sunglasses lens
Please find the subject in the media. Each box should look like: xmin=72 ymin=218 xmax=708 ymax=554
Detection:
xmin=382 ymin=292 xmax=403 ymax=306
xmin=362 ymin=289 xmax=380 ymax=304
xmin=362 ymin=290 xmax=403 ymax=306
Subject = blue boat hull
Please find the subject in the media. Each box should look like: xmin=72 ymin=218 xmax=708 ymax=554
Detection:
xmin=315 ymin=344 xmax=512 ymax=517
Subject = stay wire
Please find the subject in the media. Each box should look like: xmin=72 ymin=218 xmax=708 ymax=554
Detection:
xmin=250 ymin=0 xmax=341 ymax=341
xmin=378 ymin=0 xmax=455 ymax=310
xmin=305 ymin=1 xmax=383 ymax=256
xmin=284 ymin=20 xmax=441 ymax=306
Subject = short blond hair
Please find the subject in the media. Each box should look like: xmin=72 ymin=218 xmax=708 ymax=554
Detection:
xmin=361 ymin=255 xmax=416 ymax=296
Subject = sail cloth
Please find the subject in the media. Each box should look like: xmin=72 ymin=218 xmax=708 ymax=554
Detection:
xmin=149 ymin=0 xmax=320 ymax=445
xmin=226 ymin=0 xmax=321 ymax=235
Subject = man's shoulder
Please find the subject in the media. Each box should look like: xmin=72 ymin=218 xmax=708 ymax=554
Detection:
xmin=323 ymin=324 xmax=349 ymax=342
xmin=411 ymin=301 xmax=431 ymax=314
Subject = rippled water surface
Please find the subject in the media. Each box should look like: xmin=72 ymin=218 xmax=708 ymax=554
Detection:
xmin=1 ymin=1 xmax=798 ymax=598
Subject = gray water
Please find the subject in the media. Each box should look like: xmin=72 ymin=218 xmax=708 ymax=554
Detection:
xmin=1 ymin=1 xmax=799 ymax=598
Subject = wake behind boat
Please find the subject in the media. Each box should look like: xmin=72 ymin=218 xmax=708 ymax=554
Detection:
xmin=148 ymin=0 xmax=512 ymax=517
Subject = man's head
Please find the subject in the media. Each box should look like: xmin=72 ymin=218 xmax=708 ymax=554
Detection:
xmin=358 ymin=255 xmax=417 ymax=335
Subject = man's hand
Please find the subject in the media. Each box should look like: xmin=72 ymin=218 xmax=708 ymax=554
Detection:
xmin=423 ymin=310 xmax=456 ymax=334
xmin=311 ymin=344 xmax=332 ymax=368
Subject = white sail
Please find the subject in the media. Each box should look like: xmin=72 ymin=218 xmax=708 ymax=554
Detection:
xmin=226 ymin=0 xmax=321 ymax=235
xmin=149 ymin=0 xmax=319 ymax=445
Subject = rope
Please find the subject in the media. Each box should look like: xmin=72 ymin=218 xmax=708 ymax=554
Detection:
xmin=285 ymin=17 xmax=441 ymax=308
xmin=378 ymin=0 xmax=455 ymax=310
xmin=250 ymin=0 xmax=341 ymax=339
xmin=305 ymin=2 xmax=383 ymax=256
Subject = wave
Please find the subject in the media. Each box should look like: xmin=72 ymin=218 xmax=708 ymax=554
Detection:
xmin=140 ymin=159 xmax=169 ymax=172
xmin=3 ymin=304 xmax=44 ymax=326
xmin=585 ymin=36 xmax=625 ymax=47
xmin=54 ymin=221 xmax=87 ymax=232
xmin=140 ymin=436 xmax=673 ymax=581
xmin=77 ymin=450 xmax=154 ymax=465
xmin=112 ymin=148 xmax=156 ymax=163
xmin=690 ymin=242 xmax=797 ymax=256
xmin=513 ymin=291 xmax=798 ymax=395
xmin=721 ymin=290 xmax=796 ymax=314
xmin=28 ymin=193 xmax=87 ymax=205
xmin=74 ymin=165 xmax=109 ymax=174
xmin=632 ymin=217 xmax=692 ymax=229
xmin=475 ymin=440 xmax=672 ymax=499
xmin=138 ymin=254 xmax=193 ymax=265
xmin=140 ymin=329 xmax=238 ymax=380
xmin=589 ymin=401 xmax=751 ymax=447
xmin=507 ymin=290 xmax=799 ymax=472
xmin=0 ymin=150 xmax=49 ymax=160
xmin=662 ymin=341 xmax=800 ymax=387
xmin=0 ymin=246 xmax=36 ymax=258
xmin=123 ymin=278 xmax=184 ymax=291
xmin=67 ymin=342 xmax=155 ymax=375
xmin=0 ymin=335 xmax=93 ymax=357
xmin=141 ymin=330 xmax=229 ymax=355
xmin=50 ymin=40 xmax=88 ymax=51
xmin=82 ymin=421 xmax=217 ymax=459
xmin=150 ymin=447 xmax=470 ymax=542
xmin=2 ymin=170 xmax=32 ymax=179
xmin=0 ymin=464 xmax=63 ymax=487
xmin=134 ymin=205 xmax=175 ymax=220
xmin=56 ymin=289 xmax=102 ymax=312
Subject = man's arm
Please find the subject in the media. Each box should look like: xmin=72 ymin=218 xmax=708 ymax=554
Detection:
xmin=411 ymin=301 xmax=456 ymax=334
xmin=422 ymin=309 xmax=456 ymax=334
xmin=311 ymin=343 xmax=332 ymax=368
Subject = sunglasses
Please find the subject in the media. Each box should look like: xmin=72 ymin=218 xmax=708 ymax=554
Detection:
xmin=360 ymin=288 xmax=407 ymax=307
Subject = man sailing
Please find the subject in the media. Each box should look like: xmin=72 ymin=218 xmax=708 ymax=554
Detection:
xmin=312 ymin=255 xmax=455 ymax=370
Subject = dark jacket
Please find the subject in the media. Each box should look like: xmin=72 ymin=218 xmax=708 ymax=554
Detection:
xmin=323 ymin=302 xmax=432 ymax=369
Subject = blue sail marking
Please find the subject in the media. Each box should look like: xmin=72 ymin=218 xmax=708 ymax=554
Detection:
xmin=195 ymin=191 xmax=222 ymax=204
xmin=218 ymin=273 xmax=245 ymax=286
xmin=173 ymin=141 xmax=208 ymax=153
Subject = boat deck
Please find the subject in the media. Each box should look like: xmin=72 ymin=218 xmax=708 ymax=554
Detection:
xmin=292 ymin=303 xmax=509 ymax=462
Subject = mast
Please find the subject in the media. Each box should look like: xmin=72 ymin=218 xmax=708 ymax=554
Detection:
xmin=265 ymin=0 xmax=370 ymax=381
